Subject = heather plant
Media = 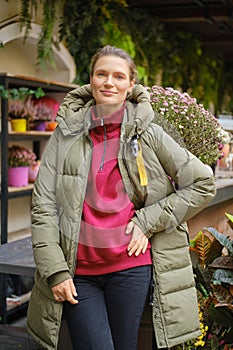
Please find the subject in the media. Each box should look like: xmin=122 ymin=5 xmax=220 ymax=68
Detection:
xmin=148 ymin=85 xmax=228 ymax=166
xmin=8 ymin=98 xmax=37 ymax=120
xmin=8 ymin=145 xmax=36 ymax=167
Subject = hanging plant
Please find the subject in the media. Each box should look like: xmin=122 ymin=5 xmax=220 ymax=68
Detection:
xmin=18 ymin=0 xmax=61 ymax=68
xmin=59 ymin=0 xmax=128 ymax=84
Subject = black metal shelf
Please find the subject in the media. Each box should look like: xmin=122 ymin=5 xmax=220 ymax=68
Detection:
xmin=0 ymin=186 xmax=33 ymax=200
xmin=0 ymin=73 xmax=76 ymax=324
xmin=0 ymin=72 xmax=76 ymax=92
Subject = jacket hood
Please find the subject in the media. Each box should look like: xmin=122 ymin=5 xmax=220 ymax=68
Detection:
xmin=56 ymin=84 xmax=155 ymax=136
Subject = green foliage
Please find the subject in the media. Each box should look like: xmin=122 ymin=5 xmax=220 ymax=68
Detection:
xmin=19 ymin=0 xmax=37 ymax=40
xmin=11 ymin=0 xmax=233 ymax=112
xmin=59 ymin=0 xmax=128 ymax=84
xmin=184 ymin=220 xmax=233 ymax=350
xmin=37 ymin=0 xmax=57 ymax=68
xmin=0 ymin=85 xmax=45 ymax=100
xmin=115 ymin=6 xmax=164 ymax=86
xmin=19 ymin=0 xmax=62 ymax=68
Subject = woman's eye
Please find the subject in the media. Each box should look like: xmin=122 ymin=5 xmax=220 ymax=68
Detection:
xmin=97 ymin=72 xmax=106 ymax=77
xmin=116 ymin=75 xmax=124 ymax=79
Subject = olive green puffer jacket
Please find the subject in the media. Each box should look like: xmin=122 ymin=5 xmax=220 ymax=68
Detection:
xmin=27 ymin=84 xmax=216 ymax=350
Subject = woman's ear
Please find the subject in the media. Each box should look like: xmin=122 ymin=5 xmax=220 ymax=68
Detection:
xmin=128 ymin=79 xmax=135 ymax=93
xmin=127 ymin=80 xmax=135 ymax=100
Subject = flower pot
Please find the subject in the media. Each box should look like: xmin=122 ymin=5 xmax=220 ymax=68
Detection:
xmin=29 ymin=161 xmax=40 ymax=183
xmin=11 ymin=119 xmax=27 ymax=132
xmin=46 ymin=121 xmax=58 ymax=131
xmin=8 ymin=166 xmax=29 ymax=187
xmin=34 ymin=121 xmax=47 ymax=131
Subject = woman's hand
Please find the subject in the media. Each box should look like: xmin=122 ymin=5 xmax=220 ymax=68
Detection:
xmin=126 ymin=221 xmax=149 ymax=256
xmin=51 ymin=278 xmax=78 ymax=304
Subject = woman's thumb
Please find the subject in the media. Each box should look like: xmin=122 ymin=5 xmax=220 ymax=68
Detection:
xmin=125 ymin=221 xmax=134 ymax=234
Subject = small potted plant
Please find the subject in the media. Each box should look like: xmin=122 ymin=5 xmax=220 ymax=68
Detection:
xmin=0 ymin=85 xmax=45 ymax=132
xmin=8 ymin=98 xmax=37 ymax=132
xmin=8 ymin=145 xmax=37 ymax=187
xmin=28 ymin=96 xmax=60 ymax=131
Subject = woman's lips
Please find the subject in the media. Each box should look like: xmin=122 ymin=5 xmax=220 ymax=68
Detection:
xmin=101 ymin=90 xmax=117 ymax=96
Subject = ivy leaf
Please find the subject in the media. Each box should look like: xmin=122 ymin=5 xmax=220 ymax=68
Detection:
xmin=34 ymin=87 xmax=45 ymax=99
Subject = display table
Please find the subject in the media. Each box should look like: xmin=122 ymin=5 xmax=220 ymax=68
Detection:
xmin=0 ymin=237 xmax=35 ymax=277
xmin=0 ymin=237 xmax=73 ymax=349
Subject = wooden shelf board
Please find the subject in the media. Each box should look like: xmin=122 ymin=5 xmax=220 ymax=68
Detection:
xmin=8 ymin=184 xmax=34 ymax=193
xmin=9 ymin=130 xmax=53 ymax=136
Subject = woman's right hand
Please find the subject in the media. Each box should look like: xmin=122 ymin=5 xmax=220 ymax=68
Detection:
xmin=51 ymin=278 xmax=78 ymax=304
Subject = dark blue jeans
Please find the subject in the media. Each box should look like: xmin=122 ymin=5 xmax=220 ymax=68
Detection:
xmin=64 ymin=265 xmax=152 ymax=350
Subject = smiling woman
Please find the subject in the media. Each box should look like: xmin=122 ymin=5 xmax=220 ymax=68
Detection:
xmin=27 ymin=45 xmax=216 ymax=350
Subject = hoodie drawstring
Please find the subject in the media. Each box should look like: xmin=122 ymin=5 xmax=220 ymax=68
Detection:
xmin=99 ymin=118 xmax=107 ymax=172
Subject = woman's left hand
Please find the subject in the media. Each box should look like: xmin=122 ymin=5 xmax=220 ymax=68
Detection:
xmin=126 ymin=221 xmax=149 ymax=256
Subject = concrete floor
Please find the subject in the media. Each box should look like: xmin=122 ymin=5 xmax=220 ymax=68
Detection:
xmin=0 ymin=314 xmax=41 ymax=350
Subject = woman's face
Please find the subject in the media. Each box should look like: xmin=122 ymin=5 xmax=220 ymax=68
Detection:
xmin=90 ymin=55 xmax=135 ymax=106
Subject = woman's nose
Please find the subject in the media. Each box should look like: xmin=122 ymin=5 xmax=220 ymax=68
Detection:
xmin=104 ymin=75 xmax=114 ymax=86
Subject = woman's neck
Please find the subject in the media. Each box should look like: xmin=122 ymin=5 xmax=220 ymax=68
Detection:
xmin=94 ymin=102 xmax=124 ymax=117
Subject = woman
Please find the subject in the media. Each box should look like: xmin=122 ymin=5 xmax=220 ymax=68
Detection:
xmin=27 ymin=45 xmax=216 ymax=350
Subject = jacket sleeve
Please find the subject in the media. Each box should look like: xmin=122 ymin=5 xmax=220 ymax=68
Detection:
xmin=31 ymin=130 xmax=71 ymax=284
xmin=132 ymin=125 xmax=216 ymax=238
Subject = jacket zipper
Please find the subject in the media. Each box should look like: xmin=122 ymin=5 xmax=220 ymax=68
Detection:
xmin=99 ymin=118 xmax=107 ymax=172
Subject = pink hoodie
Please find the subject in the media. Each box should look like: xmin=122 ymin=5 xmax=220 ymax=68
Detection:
xmin=75 ymin=105 xmax=152 ymax=275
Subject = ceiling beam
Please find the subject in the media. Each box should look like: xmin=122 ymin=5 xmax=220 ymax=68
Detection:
xmin=143 ymin=7 xmax=233 ymax=23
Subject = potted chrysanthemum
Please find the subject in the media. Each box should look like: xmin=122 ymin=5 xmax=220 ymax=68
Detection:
xmin=8 ymin=145 xmax=37 ymax=187
xmin=147 ymin=85 xmax=228 ymax=167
